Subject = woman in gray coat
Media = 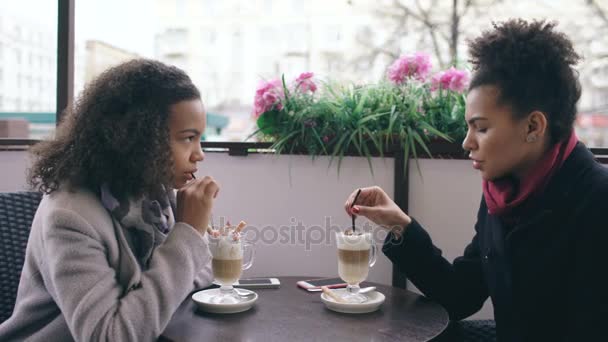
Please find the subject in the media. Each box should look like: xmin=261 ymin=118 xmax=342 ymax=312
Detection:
xmin=0 ymin=59 xmax=218 ymax=341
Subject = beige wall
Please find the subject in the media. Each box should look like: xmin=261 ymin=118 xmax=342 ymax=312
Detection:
xmin=0 ymin=150 xmax=494 ymax=318
xmin=0 ymin=151 xmax=31 ymax=192
xmin=196 ymin=153 xmax=395 ymax=287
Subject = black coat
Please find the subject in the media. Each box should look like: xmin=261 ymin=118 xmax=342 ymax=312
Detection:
xmin=383 ymin=143 xmax=608 ymax=341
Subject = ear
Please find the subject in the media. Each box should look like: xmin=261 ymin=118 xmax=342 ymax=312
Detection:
xmin=524 ymin=111 xmax=548 ymax=143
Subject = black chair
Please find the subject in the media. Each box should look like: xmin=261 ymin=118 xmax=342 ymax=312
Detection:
xmin=431 ymin=319 xmax=496 ymax=341
xmin=0 ymin=191 xmax=42 ymax=323
xmin=459 ymin=319 xmax=497 ymax=342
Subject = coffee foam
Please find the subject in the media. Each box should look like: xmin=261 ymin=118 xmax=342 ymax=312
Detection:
xmin=209 ymin=235 xmax=243 ymax=260
xmin=336 ymin=232 xmax=372 ymax=251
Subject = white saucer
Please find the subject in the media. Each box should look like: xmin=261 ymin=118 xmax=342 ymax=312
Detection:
xmin=191 ymin=288 xmax=258 ymax=314
xmin=321 ymin=289 xmax=385 ymax=314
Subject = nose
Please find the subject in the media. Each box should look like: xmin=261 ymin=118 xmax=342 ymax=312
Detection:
xmin=462 ymin=129 xmax=476 ymax=152
xmin=191 ymin=143 xmax=205 ymax=163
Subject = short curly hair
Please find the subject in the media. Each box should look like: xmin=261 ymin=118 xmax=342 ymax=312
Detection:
xmin=28 ymin=59 xmax=201 ymax=198
xmin=468 ymin=19 xmax=581 ymax=144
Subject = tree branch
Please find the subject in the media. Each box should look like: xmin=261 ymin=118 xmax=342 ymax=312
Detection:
xmin=460 ymin=0 xmax=474 ymax=18
xmin=429 ymin=27 xmax=446 ymax=68
xmin=392 ymin=0 xmax=428 ymax=24
xmin=588 ymin=0 xmax=608 ymax=25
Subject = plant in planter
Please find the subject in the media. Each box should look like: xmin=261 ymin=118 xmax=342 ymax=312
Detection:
xmin=250 ymin=52 xmax=469 ymax=174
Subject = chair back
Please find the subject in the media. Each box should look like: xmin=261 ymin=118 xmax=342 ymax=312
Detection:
xmin=459 ymin=319 xmax=497 ymax=342
xmin=0 ymin=191 xmax=42 ymax=323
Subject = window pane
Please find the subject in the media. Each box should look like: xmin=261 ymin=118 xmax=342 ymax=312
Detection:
xmin=75 ymin=0 xmax=608 ymax=146
xmin=0 ymin=2 xmax=57 ymax=139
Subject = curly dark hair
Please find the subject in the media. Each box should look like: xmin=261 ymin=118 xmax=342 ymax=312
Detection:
xmin=468 ymin=19 xmax=581 ymax=144
xmin=28 ymin=59 xmax=201 ymax=198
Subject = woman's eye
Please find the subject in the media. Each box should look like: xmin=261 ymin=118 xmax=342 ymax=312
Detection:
xmin=477 ymin=128 xmax=487 ymax=133
xmin=185 ymin=136 xmax=195 ymax=142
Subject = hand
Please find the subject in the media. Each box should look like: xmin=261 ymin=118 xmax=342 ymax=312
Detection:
xmin=176 ymin=176 xmax=220 ymax=235
xmin=344 ymin=186 xmax=412 ymax=234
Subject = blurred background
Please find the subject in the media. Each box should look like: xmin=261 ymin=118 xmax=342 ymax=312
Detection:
xmin=0 ymin=0 xmax=606 ymax=145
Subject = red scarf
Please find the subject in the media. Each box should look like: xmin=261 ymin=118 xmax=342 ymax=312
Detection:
xmin=483 ymin=131 xmax=578 ymax=216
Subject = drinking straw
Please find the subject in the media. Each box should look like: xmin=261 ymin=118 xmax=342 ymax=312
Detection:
xmin=350 ymin=189 xmax=362 ymax=233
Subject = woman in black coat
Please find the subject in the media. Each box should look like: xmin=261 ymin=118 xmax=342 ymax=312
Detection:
xmin=345 ymin=19 xmax=608 ymax=341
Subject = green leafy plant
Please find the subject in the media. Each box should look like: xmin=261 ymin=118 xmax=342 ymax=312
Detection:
xmin=249 ymin=53 xmax=469 ymax=175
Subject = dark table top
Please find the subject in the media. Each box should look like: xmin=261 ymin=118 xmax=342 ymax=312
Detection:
xmin=161 ymin=276 xmax=449 ymax=342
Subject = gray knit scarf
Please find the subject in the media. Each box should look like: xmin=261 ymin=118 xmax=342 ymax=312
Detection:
xmin=100 ymin=184 xmax=176 ymax=268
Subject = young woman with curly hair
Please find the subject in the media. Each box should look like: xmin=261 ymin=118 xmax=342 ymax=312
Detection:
xmin=345 ymin=20 xmax=608 ymax=340
xmin=0 ymin=59 xmax=219 ymax=341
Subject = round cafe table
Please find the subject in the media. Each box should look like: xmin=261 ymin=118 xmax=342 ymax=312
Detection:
xmin=161 ymin=276 xmax=449 ymax=342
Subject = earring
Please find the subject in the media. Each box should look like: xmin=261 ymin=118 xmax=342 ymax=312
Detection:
xmin=526 ymin=135 xmax=537 ymax=143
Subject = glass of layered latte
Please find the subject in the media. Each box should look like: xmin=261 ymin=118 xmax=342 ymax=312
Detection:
xmin=209 ymin=227 xmax=254 ymax=304
xmin=335 ymin=231 xmax=377 ymax=303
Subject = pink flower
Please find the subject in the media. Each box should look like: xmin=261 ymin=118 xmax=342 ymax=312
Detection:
xmin=431 ymin=67 xmax=469 ymax=92
xmin=387 ymin=52 xmax=432 ymax=85
xmin=253 ymin=79 xmax=285 ymax=118
xmin=294 ymin=72 xmax=317 ymax=93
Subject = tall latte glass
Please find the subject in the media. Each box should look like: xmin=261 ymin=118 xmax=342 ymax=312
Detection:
xmin=209 ymin=228 xmax=254 ymax=304
xmin=336 ymin=231 xmax=377 ymax=303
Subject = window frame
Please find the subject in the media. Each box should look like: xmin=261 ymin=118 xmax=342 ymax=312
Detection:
xmin=0 ymin=0 xmax=607 ymax=163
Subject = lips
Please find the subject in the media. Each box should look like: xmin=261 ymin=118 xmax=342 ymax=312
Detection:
xmin=469 ymin=156 xmax=482 ymax=170
xmin=185 ymin=171 xmax=198 ymax=180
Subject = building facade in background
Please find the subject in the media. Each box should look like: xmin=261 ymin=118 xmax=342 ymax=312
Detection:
xmin=153 ymin=0 xmax=380 ymax=141
xmin=84 ymin=40 xmax=140 ymax=85
xmin=0 ymin=12 xmax=56 ymax=113
xmin=151 ymin=0 xmax=608 ymax=144
xmin=0 ymin=1 xmax=607 ymax=145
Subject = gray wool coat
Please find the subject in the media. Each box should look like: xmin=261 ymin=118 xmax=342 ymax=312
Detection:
xmin=0 ymin=187 xmax=213 ymax=341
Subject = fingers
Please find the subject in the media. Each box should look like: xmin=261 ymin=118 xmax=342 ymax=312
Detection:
xmin=344 ymin=186 xmax=383 ymax=215
xmin=176 ymin=175 xmax=199 ymax=198
xmin=181 ymin=176 xmax=220 ymax=200
xmin=200 ymin=176 xmax=220 ymax=199
xmin=344 ymin=188 xmax=362 ymax=215
xmin=351 ymin=204 xmax=374 ymax=218
xmin=344 ymin=189 xmax=359 ymax=216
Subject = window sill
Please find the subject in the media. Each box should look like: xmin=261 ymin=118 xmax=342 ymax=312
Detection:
xmin=1 ymin=139 xmax=606 ymax=163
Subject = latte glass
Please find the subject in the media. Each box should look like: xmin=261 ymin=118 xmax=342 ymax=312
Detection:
xmin=209 ymin=228 xmax=254 ymax=304
xmin=336 ymin=231 xmax=377 ymax=303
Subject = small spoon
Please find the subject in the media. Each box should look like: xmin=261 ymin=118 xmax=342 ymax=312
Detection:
xmin=311 ymin=286 xmax=376 ymax=293
xmin=235 ymin=288 xmax=255 ymax=298
xmin=359 ymin=286 xmax=376 ymax=294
